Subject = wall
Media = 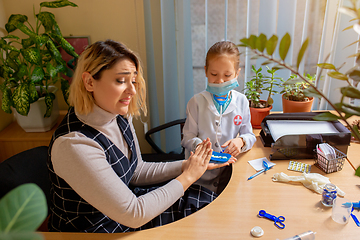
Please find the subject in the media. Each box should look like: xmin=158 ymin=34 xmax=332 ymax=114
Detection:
xmin=0 ymin=0 xmax=152 ymax=153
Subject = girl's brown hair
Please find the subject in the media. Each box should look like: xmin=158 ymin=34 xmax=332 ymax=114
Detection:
xmin=68 ymin=39 xmax=147 ymax=117
xmin=205 ymin=41 xmax=240 ymax=71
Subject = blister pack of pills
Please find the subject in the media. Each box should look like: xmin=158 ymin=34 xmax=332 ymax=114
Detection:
xmin=288 ymin=161 xmax=311 ymax=173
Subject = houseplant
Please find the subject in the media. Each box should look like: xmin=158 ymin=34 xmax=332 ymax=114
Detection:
xmin=280 ymin=73 xmax=316 ymax=112
xmin=0 ymin=0 xmax=78 ymax=131
xmin=238 ymin=0 xmax=360 ymax=176
xmin=244 ymin=65 xmax=281 ymax=128
xmin=0 ymin=183 xmax=47 ymax=239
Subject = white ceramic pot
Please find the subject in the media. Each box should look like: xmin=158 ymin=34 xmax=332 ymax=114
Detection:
xmin=14 ymin=86 xmax=59 ymax=132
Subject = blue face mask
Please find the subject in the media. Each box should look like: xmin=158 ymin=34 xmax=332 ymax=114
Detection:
xmin=206 ymin=78 xmax=239 ymax=96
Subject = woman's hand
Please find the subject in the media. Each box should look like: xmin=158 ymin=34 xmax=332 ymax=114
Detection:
xmin=221 ymin=138 xmax=244 ymax=157
xmin=177 ymin=138 xmax=212 ymax=190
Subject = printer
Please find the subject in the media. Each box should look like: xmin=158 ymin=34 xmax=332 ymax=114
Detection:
xmin=259 ymin=112 xmax=351 ymax=160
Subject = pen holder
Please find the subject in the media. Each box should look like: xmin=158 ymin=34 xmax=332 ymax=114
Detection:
xmin=313 ymin=146 xmax=346 ymax=174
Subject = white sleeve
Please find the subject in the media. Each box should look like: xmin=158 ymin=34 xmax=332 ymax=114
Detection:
xmin=181 ymin=97 xmax=203 ymax=154
xmin=51 ymin=133 xmax=184 ymax=229
xmin=238 ymin=98 xmax=256 ymax=152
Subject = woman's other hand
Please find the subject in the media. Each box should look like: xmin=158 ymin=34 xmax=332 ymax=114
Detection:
xmin=177 ymin=138 xmax=212 ymax=190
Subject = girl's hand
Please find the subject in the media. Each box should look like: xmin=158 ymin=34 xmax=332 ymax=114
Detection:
xmin=221 ymin=138 xmax=244 ymax=157
xmin=177 ymin=138 xmax=212 ymax=190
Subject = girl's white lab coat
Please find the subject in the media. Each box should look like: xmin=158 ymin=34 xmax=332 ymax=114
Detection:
xmin=181 ymin=90 xmax=256 ymax=192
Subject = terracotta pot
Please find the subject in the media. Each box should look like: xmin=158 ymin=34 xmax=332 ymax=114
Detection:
xmin=282 ymin=94 xmax=314 ymax=113
xmin=249 ymin=100 xmax=273 ymax=129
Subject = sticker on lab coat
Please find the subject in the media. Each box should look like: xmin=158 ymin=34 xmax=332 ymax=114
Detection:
xmin=233 ymin=115 xmax=242 ymax=125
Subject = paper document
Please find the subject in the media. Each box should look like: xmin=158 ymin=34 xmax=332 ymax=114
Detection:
xmin=267 ymin=120 xmax=339 ymax=142
xmin=248 ymin=157 xmax=276 ymax=171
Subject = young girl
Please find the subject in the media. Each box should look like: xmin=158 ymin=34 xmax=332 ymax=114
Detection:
xmin=181 ymin=41 xmax=256 ymax=193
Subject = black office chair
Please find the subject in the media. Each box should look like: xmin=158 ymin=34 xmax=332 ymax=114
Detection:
xmin=141 ymin=118 xmax=186 ymax=162
xmin=0 ymin=146 xmax=50 ymax=231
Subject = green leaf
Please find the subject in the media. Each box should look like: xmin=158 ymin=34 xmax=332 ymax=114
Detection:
xmin=316 ymin=63 xmax=336 ymax=70
xmin=44 ymin=92 xmax=55 ymax=117
xmin=5 ymin=14 xmax=28 ymax=33
xmin=356 ymin=165 xmax=360 ymax=177
xmin=45 ymin=39 xmax=63 ymax=62
xmin=36 ymin=12 xmax=56 ymax=32
xmin=297 ymin=38 xmax=309 ymax=69
xmin=248 ymin=35 xmax=257 ymax=49
xmin=348 ymin=69 xmax=360 ymax=83
xmin=1 ymin=87 xmax=13 ymax=114
xmin=28 ymin=82 xmax=39 ymax=104
xmin=279 ymin=33 xmax=291 ymax=61
xmin=20 ymin=47 xmax=42 ymax=65
xmin=61 ymin=78 xmax=70 ymax=105
xmin=15 ymin=64 xmax=27 ymax=79
xmin=0 ymin=183 xmax=47 ymax=233
xmin=256 ymin=33 xmax=267 ymax=52
xmin=303 ymin=87 xmax=322 ymax=98
xmin=21 ymin=38 xmax=35 ymax=48
xmin=12 ymin=84 xmax=30 ymax=116
xmin=327 ymin=71 xmax=348 ymax=80
xmin=46 ymin=62 xmax=58 ymax=78
xmin=313 ymin=112 xmax=340 ymax=121
xmin=282 ymin=77 xmax=304 ymax=85
xmin=40 ymin=0 xmax=78 ymax=8
xmin=341 ymin=86 xmax=360 ymax=99
xmin=266 ymin=35 xmax=278 ymax=56
xmin=30 ymin=66 xmax=45 ymax=83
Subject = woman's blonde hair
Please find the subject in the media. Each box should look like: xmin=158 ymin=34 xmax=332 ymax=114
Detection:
xmin=68 ymin=39 xmax=147 ymax=117
xmin=205 ymin=41 xmax=240 ymax=71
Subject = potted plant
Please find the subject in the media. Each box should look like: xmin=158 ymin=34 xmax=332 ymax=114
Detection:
xmin=238 ymin=1 xmax=360 ymax=176
xmin=244 ymin=65 xmax=281 ymax=128
xmin=280 ymin=73 xmax=316 ymax=113
xmin=0 ymin=0 xmax=78 ymax=132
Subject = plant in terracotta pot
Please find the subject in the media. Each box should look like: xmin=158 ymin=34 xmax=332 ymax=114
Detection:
xmin=280 ymin=73 xmax=316 ymax=113
xmin=0 ymin=0 xmax=78 ymax=131
xmin=238 ymin=1 xmax=360 ymax=176
xmin=244 ymin=65 xmax=281 ymax=128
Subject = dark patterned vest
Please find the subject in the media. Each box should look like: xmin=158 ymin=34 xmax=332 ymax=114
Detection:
xmin=47 ymin=108 xmax=138 ymax=232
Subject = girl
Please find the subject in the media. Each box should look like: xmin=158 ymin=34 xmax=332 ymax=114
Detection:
xmin=181 ymin=41 xmax=256 ymax=193
xmin=47 ymin=40 xmax=233 ymax=233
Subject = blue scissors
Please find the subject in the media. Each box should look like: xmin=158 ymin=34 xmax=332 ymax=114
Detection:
xmin=258 ymin=210 xmax=285 ymax=229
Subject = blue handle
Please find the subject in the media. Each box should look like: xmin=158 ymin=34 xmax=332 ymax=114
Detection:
xmin=258 ymin=210 xmax=285 ymax=229
xmin=351 ymin=207 xmax=360 ymax=227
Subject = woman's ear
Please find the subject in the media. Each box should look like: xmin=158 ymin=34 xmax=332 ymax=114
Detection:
xmin=82 ymin=72 xmax=94 ymax=92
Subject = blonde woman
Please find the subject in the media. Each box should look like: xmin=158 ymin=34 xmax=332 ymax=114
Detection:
xmin=48 ymin=40 xmax=234 ymax=233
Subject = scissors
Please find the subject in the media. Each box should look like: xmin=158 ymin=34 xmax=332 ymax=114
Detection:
xmin=258 ymin=210 xmax=285 ymax=229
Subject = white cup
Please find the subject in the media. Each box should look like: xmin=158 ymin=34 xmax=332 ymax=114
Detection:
xmin=331 ymin=198 xmax=352 ymax=224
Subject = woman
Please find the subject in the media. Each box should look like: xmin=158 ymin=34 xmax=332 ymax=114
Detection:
xmin=47 ymin=40 xmax=234 ymax=233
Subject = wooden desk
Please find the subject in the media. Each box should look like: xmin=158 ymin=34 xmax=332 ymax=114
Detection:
xmin=0 ymin=111 xmax=67 ymax=162
xmin=39 ymin=130 xmax=360 ymax=240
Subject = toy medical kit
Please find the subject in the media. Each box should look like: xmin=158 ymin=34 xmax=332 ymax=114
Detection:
xmin=258 ymin=210 xmax=285 ymax=229
xmin=250 ymin=226 xmax=264 ymax=237
xmin=272 ymin=172 xmax=345 ymax=197
xmin=283 ymin=231 xmax=316 ymax=240
xmin=210 ymin=151 xmax=231 ymax=163
xmin=321 ymin=183 xmax=337 ymax=207
xmin=247 ymin=160 xmax=273 ymax=181
xmin=287 ymin=161 xmax=311 ymax=173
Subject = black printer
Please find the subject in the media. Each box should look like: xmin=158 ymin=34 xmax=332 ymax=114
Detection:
xmin=259 ymin=112 xmax=351 ymax=160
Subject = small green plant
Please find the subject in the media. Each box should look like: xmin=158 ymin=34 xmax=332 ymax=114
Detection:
xmin=0 ymin=0 xmax=78 ymax=118
xmin=244 ymin=65 xmax=281 ymax=108
xmin=281 ymin=73 xmax=316 ymax=102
